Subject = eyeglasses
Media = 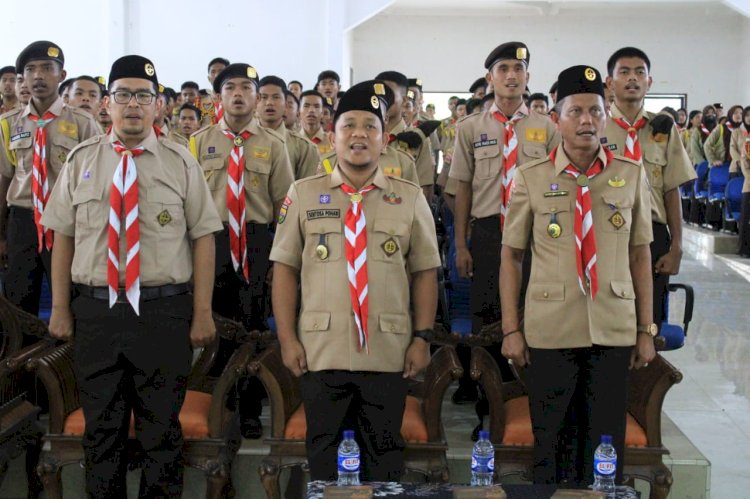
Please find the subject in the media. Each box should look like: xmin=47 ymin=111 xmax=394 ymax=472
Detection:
xmin=111 ymin=90 xmax=156 ymax=105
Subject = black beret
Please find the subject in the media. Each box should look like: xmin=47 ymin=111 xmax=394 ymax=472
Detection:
xmin=0 ymin=66 xmax=16 ymax=77
xmin=258 ymin=75 xmax=287 ymax=91
xmin=108 ymin=55 xmax=158 ymax=88
xmin=333 ymin=80 xmax=388 ymax=127
xmin=528 ymin=92 xmax=548 ymax=104
xmin=317 ymin=70 xmax=340 ymax=83
xmin=213 ymin=63 xmax=259 ymax=94
xmin=407 ymin=78 xmax=423 ymax=91
xmin=376 ymin=79 xmax=394 ymax=109
xmin=555 ymin=65 xmax=604 ymax=102
xmin=16 ymin=41 xmax=64 ymax=73
xmin=484 ymin=41 xmax=529 ymax=70
xmin=549 ymin=81 xmax=559 ymax=94
xmin=207 ymin=57 xmax=229 ymax=71
xmin=375 ymin=71 xmax=408 ymax=89
xmin=469 ymin=77 xmax=487 ymax=93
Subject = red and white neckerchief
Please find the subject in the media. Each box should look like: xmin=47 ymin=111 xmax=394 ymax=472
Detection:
xmin=726 ymin=122 xmax=735 ymax=132
xmin=222 ymin=129 xmax=252 ymax=282
xmin=214 ymin=102 xmax=224 ymax=124
xmin=700 ymin=125 xmax=711 ymax=139
xmin=611 ymin=116 xmax=647 ymax=162
xmin=551 ymin=146 xmax=613 ymax=300
xmin=109 ymin=142 xmax=145 ymax=313
xmin=388 ymin=133 xmax=398 ymax=144
xmin=492 ymin=108 xmax=527 ymax=229
xmin=341 ymin=183 xmax=377 ymax=353
xmin=29 ymin=111 xmax=57 ymax=252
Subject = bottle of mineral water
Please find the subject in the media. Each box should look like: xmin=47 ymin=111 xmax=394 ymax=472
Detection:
xmin=337 ymin=430 xmax=361 ymax=486
xmin=592 ymin=434 xmax=617 ymax=497
xmin=470 ymin=430 xmax=494 ymax=486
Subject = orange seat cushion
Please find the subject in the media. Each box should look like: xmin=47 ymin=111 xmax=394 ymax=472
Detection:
xmin=283 ymin=395 xmax=429 ymax=443
xmin=501 ymin=396 xmax=648 ymax=448
xmin=63 ymin=390 xmax=213 ymax=439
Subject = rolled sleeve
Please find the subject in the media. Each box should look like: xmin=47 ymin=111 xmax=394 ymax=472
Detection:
xmin=269 ymin=183 xmax=303 ymax=270
xmin=663 ymin=125 xmax=697 ymax=191
xmin=501 ymin=168 xmax=532 ymax=249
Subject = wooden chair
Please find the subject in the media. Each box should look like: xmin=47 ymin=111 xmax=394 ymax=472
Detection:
xmin=470 ymin=346 xmax=683 ymax=499
xmin=27 ymin=315 xmax=256 ymax=499
xmin=249 ymin=343 xmax=463 ymax=499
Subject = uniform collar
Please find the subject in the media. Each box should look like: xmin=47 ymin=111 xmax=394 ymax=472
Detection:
xmin=389 ymin=119 xmax=407 ymax=134
xmin=489 ymin=101 xmax=529 ymax=118
xmin=610 ymin=103 xmax=648 ymax=124
xmin=107 ymin=127 xmax=159 ymax=153
xmin=553 ymin=143 xmax=609 ymax=177
xmin=218 ymin=116 xmax=258 ymax=136
xmin=23 ymin=97 xmax=64 ymax=118
xmin=329 ymin=163 xmax=389 ymax=191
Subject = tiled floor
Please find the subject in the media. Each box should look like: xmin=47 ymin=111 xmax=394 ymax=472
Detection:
xmin=0 ymin=227 xmax=747 ymax=498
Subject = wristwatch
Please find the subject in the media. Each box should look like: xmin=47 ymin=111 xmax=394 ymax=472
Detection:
xmin=413 ymin=329 xmax=435 ymax=343
xmin=636 ymin=323 xmax=658 ymax=337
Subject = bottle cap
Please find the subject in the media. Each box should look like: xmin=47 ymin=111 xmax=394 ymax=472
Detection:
xmin=601 ymin=434 xmax=612 ymax=445
xmin=479 ymin=430 xmax=490 ymax=441
xmin=343 ymin=430 xmax=355 ymax=439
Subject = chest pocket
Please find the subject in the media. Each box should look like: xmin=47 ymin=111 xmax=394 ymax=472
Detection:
xmin=643 ymin=141 xmax=667 ymax=189
xmin=521 ymin=142 xmax=546 ymax=163
xmin=49 ymin=134 xmax=79 ymax=171
xmin=8 ymin=136 xmax=32 ymax=172
xmin=71 ymin=182 xmax=107 ymax=237
xmin=371 ymin=218 xmax=409 ymax=263
xmin=245 ymin=151 xmax=272 ymax=192
xmin=537 ymin=200 xmax=572 ymax=240
xmin=201 ymin=157 xmax=226 ymax=191
xmin=305 ymin=218 xmax=342 ymax=263
xmin=474 ymin=142 xmax=501 ymax=179
xmin=146 ymin=185 xmax=185 ymax=233
xmin=600 ymin=194 xmax=633 ymax=233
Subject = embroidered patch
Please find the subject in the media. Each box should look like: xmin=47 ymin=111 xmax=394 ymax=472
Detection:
xmin=208 ymin=146 xmax=216 ymax=154
xmin=600 ymin=136 xmax=608 ymax=144
xmin=382 ymin=237 xmax=398 ymax=256
xmin=157 ymin=210 xmax=172 ymax=226
xmin=382 ymin=192 xmax=402 ymax=205
xmin=306 ymin=209 xmax=340 ymax=220
xmin=319 ymin=194 xmax=331 ymax=204
xmin=253 ymin=147 xmax=270 ymax=160
xmin=473 ymin=138 xmax=498 ymax=148
xmin=278 ymin=196 xmax=292 ymax=224
xmin=525 ymin=128 xmax=547 ymax=143
xmin=382 ymin=166 xmax=403 ymax=178
xmin=607 ymin=144 xmax=618 ymax=151
xmin=10 ymin=132 xmax=31 ymax=142
xmin=57 ymin=120 xmax=78 ymax=138
xmin=609 ymin=211 xmax=625 ymax=230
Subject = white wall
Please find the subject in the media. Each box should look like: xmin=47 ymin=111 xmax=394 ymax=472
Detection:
xmin=351 ymin=4 xmax=744 ymax=111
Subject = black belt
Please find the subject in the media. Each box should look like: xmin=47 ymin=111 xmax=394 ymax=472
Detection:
xmin=75 ymin=283 xmax=190 ymax=303
xmin=8 ymin=206 xmax=32 ymax=215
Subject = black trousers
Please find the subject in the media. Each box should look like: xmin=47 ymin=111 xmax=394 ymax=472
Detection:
xmin=300 ymin=371 xmax=408 ymax=482
xmin=4 ymin=206 xmax=51 ymax=316
xmin=72 ymin=292 xmax=193 ymax=498
xmin=739 ymin=192 xmax=750 ymax=256
xmin=527 ymin=346 xmax=631 ymax=486
xmin=651 ymin=222 xmax=671 ymax=329
xmin=469 ymin=216 xmax=502 ymax=333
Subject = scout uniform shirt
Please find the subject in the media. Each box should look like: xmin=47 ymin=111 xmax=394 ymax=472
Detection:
xmin=604 ymin=105 xmax=696 ymax=225
xmin=189 ymin=117 xmax=294 ymax=224
xmin=702 ymin=124 xmax=731 ymax=165
xmin=318 ymin=147 xmax=419 ymax=184
xmin=0 ymin=100 xmax=21 ymax=115
xmin=389 ymin=118 xmax=434 ymax=188
xmin=266 ymin=121 xmax=319 ymax=180
xmin=448 ymin=103 xmax=559 ymax=218
xmin=502 ymin=145 xmax=652 ymax=349
xmin=688 ymin=125 xmax=709 ymax=165
xmin=301 ymin=125 xmax=333 ymax=158
xmin=166 ymin=128 xmax=190 ymax=149
xmin=729 ymin=124 xmax=750 ymax=175
xmin=0 ymin=97 xmax=99 ymax=208
xmin=269 ymin=165 xmax=441 ymax=373
xmin=40 ymin=130 xmax=223 ymax=287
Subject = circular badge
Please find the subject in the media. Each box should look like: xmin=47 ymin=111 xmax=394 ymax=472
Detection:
xmin=576 ymin=175 xmax=589 ymax=187
xmin=547 ymin=223 xmax=562 ymax=238
xmin=584 ymin=67 xmax=596 ymax=81
xmin=370 ymin=95 xmax=380 ymax=109
xmin=233 ymin=136 xmax=244 ymax=147
xmin=315 ymin=244 xmax=329 ymax=260
xmin=349 ymin=193 xmax=363 ymax=203
xmin=144 ymin=63 xmax=155 ymax=76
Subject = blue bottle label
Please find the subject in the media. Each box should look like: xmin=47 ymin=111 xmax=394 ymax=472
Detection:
xmin=471 ymin=455 xmax=494 ymax=472
xmin=594 ymin=458 xmax=616 ymax=476
xmin=338 ymin=454 xmax=360 ymax=472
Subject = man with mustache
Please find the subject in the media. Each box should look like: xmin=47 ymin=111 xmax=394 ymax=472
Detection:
xmin=0 ymin=41 xmax=98 ymax=316
xmin=67 ymin=75 xmax=102 ymax=118
xmin=190 ymin=63 xmax=294 ymax=439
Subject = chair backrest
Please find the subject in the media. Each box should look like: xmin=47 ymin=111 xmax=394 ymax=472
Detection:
xmin=707 ymin=162 xmax=730 ymax=196
xmin=726 ymin=177 xmax=744 ymax=218
xmin=693 ymin=161 xmax=709 ymax=195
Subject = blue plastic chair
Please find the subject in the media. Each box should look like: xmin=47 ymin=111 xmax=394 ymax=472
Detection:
xmin=708 ymin=162 xmax=730 ymax=203
xmin=658 ymin=283 xmax=694 ymax=351
xmin=725 ymin=177 xmax=744 ymax=223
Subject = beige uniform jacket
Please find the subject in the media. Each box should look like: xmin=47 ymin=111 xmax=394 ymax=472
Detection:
xmin=273 ymin=122 xmax=319 ymax=180
xmin=448 ymin=103 xmax=559 ymax=218
xmin=503 ymin=145 xmax=653 ymax=349
xmin=319 ymin=147 xmax=419 ymax=185
xmin=604 ymin=106 xmax=696 ymax=225
xmin=301 ymin=126 xmax=333 ymax=158
xmin=389 ymin=119 xmax=434 ymax=187
xmin=729 ymin=125 xmax=750 ymax=174
xmin=703 ymin=124 xmax=731 ymax=165
xmin=167 ymin=129 xmax=190 ymax=149
xmin=189 ymin=117 xmax=294 ymax=224
xmin=40 ymin=130 xmax=222 ymax=287
xmin=0 ymin=98 xmax=99 ymax=208
xmin=688 ymin=127 xmax=709 ymax=165
xmin=270 ymin=165 xmax=440 ymax=372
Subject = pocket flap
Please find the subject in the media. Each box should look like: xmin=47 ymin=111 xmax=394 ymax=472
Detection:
xmin=530 ymin=282 xmax=565 ymax=301
xmin=300 ymin=311 xmax=331 ymax=332
xmin=378 ymin=313 xmax=409 ymax=334
xmin=610 ymin=280 xmax=635 ymax=300
xmin=372 ymin=218 xmax=409 ymax=236
xmin=541 ymin=200 xmax=570 ymax=214
xmin=601 ymin=195 xmax=633 ymax=210
xmin=307 ymin=218 xmax=342 ymax=234
xmin=51 ymin=133 xmax=79 ymax=150
xmin=9 ymin=136 xmax=32 ymax=150
xmin=522 ymin=143 xmax=546 ymax=159
xmin=147 ymin=186 xmax=183 ymax=204
xmin=71 ymin=185 xmax=104 ymax=205
xmin=474 ymin=144 xmax=500 ymax=160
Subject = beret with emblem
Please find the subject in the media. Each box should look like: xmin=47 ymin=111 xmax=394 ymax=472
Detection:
xmin=333 ymin=79 xmax=389 ymax=126
xmin=555 ymin=65 xmax=604 ymax=102
xmin=469 ymin=77 xmax=487 ymax=93
xmin=375 ymin=70 xmax=408 ymax=90
xmin=16 ymin=41 xmax=64 ymax=73
xmin=108 ymin=55 xmax=158 ymax=89
xmin=407 ymin=78 xmax=423 ymax=91
xmin=484 ymin=41 xmax=529 ymax=70
xmin=213 ymin=63 xmax=259 ymax=94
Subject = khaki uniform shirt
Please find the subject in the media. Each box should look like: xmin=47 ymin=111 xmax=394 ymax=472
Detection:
xmin=167 ymin=129 xmax=190 ymax=149
xmin=416 ymin=110 xmax=441 ymax=154
xmin=272 ymin=121 xmax=319 ymax=180
xmin=389 ymin=119 xmax=434 ymax=187
xmin=319 ymin=147 xmax=419 ymax=185
xmin=269 ymin=165 xmax=440 ymax=372
xmin=0 ymin=101 xmax=21 ymax=115
xmin=301 ymin=126 xmax=333 ymax=158
xmin=688 ymin=126 xmax=709 ymax=165
xmin=189 ymin=117 xmax=294 ymax=224
xmin=0 ymin=98 xmax=99 ymax=208
xmin=448 ymin=103 xmax=559 ymax=218
xmin=703 ymin=124 xmax=730 ymax=165
xmin=604 ymin=105 xmax=696 ymax=225
xmin=40 ymin=130 xmax=222 ymax=287
xmin=503 ymin=145 xmax=653 ymax=348
xmin=729 ymin=125 xmax=750 ymax=174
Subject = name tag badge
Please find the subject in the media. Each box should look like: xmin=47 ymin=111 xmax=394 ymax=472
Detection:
xmin=473 ymin=138 xmax=498 ymax=148
xmin=10 ymin=131 xmax=31 ymax=142
xmin=306 ymin=209 xmax=340 ymax=220
xmin=543 ymin=191 xmax=568 ymax=198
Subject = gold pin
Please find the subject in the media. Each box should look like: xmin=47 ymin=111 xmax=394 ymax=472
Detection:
xmin=47 ymin=47 xmax=60 ymax=58
xmin=608 ymin=177 xmax=626 ymax=188
xmin=315 ymin=244 xmax=329 ymax=260
xmin=516 ymin=47 xmax=527 ymax=60
xmin=609 ymin=211 xmax=625 ymax=230
xmin=371 ymin=95 xmax=379 ymax=109
xmin=373 ymin=83 xmax=385 ymax=95
xmin=144 ymin=63 xmax=155 ymax=76
xmin=350 ymin=193 xmax=363 ymax=203
xmin=247 ymin=67 xmax=257 ymax=78
xmin=382 ymin=238 xmax=398 ymax=256
xmin=233 ymin=136 xmax=244 ymax=147
xmin=576 ymin=176 xmax=589 ymax=187
xmin=547 ymin=223 xmax=562 ymax=238
xmin=584 ymin=67 xmax=596 ymax=81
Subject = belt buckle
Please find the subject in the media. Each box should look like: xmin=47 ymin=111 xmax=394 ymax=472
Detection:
xmin=116 ymin=289 xmax=129 ymax=304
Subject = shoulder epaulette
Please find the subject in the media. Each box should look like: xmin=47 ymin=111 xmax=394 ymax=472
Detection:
xmin=66 ymin=134 xmax=103 ymax=162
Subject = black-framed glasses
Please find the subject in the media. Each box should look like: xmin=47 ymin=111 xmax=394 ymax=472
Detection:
xmin=111 ymin=90 xmax=156 ymax=105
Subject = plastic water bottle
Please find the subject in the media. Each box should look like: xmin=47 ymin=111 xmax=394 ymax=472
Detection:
xmin=593 ymin=434 xmax=617 ymax=497
xmin=470 ymin=430 xmax=494 ymax=486
xmin=337 ymin=430 xmax=361 ymax=486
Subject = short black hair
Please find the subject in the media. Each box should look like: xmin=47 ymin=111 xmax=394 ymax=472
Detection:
xmin=481 ymin=93 xmax=494 ymax=105
xmin=528 ymin=92 xmax=548 ymax=105
xmin=288 ymin=80 xmax=302 ymax=89
xmin=199 ymin=89 xmax=209 ymax=97
xmin=466 ymin=98 xmax=483 ymax=114
xmin=179 ymin=103 xmax=201 ymax=120
xmin=70 ymin=75 xmax=103 ymax=98
xmin=164 ymin=87 xmax=177 ymax=101
xmin=286 ymin=92 xmax=300 ymax=107
xmin=455 ymin=99 xmax=467 ymax=107
xmin=300 ymin=90 xmax=324 ymax=103
xmin=607 ymin=47 xmax=651 ymax=76
xmin=207 ymin=57 xmax=229 ymax=71
xmin=181 ymin=81 xmax=200 ymax=91
xmin=58 ymin=78 xmax=73 ymax=96
xmin=258 ymin=75 xmax=287 ymax=92
xmin=549 ymin=81 xmax=558 ymax=94
xmin=0 ymin=66 xmax=16 ymax=78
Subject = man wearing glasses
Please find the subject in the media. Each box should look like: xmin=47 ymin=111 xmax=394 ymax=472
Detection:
xmin=43 ymin=55 xmax=222 ymax=496
xmin=0 ymin=41 xmax=98 ymax=317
